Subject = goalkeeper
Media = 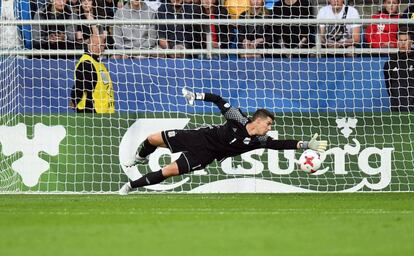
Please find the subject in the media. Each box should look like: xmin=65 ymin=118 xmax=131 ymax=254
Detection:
xmin=119 ymin=88 xmax=328 ymax=195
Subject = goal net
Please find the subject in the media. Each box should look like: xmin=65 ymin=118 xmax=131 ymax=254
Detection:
xmin=0 ymin=0 xmax=413 ymax=193
xmin=0 ymin=55 xmax=20 ymax=191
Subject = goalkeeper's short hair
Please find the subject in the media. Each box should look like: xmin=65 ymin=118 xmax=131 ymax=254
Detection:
xmin=252 ymin=109 xmax=275 ymax=121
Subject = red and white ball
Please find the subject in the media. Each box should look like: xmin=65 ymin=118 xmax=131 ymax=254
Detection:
xmin=299 ymin=149 xmax=322 ymax=174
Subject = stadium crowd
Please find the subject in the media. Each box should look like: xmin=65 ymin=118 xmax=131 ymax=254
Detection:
xmin=0 ymin=0 xmax=413 ymax=57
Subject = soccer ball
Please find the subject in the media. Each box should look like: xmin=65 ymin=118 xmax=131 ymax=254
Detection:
xmin=299 ymin=149 xmax=322 ymax=174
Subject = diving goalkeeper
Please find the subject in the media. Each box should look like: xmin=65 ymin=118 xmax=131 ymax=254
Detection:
xmin=119 ymin=88 xmax=328 ymax=195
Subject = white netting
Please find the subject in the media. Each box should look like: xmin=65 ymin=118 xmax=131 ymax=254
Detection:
xmin=0 ymin=0 xmax=413 ymax=193
xmin=0 ymin=54 xmax=20 ymax=192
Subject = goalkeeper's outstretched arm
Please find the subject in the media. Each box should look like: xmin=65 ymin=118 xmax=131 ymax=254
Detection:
xmin=183 ymin=88 xmax=230 ymax=113
xmin=264 ymin=133 xmax=328 ymax=153
xmin=182 ymin=88 xmax=249 ymax=124
xmin=182 ymin=88 xmax=328 ymax=153
xmin=198 ymin=93 xmax=232 ymax=114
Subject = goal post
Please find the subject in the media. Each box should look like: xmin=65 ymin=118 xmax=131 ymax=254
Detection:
xmin=0 ymin=8 xmax=413 ymax=193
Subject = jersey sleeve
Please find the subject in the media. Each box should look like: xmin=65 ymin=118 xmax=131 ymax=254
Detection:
xmin=203 ymin=93 xmax=249 ymax=125
xmin=260 ymin=136 xmax=299 ymax=150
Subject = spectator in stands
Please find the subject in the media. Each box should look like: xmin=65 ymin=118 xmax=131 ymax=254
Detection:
xmin=113 ymin=0 xmax=158 ymax=58
xmin=272 ymin=0 xmax=314 ymax=50
xmin=69 ymin=0 xmax=81 ymax=15
xmin=365 ymin=0 xmax=399 ymax=49
xmin=401 ymin=3 xmax=414 ymax=20
xmin=237 ymin=0 xmax=271 ymax=58
xmin=75 ymin=0 xmax=101 ymax=45
xmin=317 ymin=0 xmax=360 ymax=56
xmin=32 ymin=0 xmax=78 ymax=50
xmin=156 ymin=0 xmax=194 ymax=58
xmin=94 ymin=0 xmax=123 ymax=49
xmin=383 ymin=26 xmax=414 ymax=112
xmin=400 ymin=2 xmax=414 ymax=41
xmin=224 ymin=0 xmax=250 ymax=19
xmin=0 ymin=0 xmax=22 ymax=49
xmin=95 ymin=0 xmax=119 ymax=19
xmin=146 ymin=0 xmax=163 ymax=11
xmin=191 ymin=0 xmax=233 ymax=58
xmin=30 ymin=0 xmax=49 ymax=19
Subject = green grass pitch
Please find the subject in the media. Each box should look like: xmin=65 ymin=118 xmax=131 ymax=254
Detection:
xmin=1 ymin=193 xmax=413 ymax=256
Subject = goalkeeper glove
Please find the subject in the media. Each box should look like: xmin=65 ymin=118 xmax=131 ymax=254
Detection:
xmin=182 ymin=87 xmax=195 ymax=106
xmin=182 ymin=87 xmax=205 ymax=106
xmin=301 ymin=133 xmax=328 ymax=153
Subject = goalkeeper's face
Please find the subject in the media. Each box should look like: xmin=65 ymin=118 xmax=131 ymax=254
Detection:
xmin=254 ymin=116 xmax=273 ymax=136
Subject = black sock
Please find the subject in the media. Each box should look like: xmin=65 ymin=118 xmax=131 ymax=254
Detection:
xmin=138 ymin=139 xmax=157 ymax=158
xmin=130 ymin=170 xmax=166 ymax=188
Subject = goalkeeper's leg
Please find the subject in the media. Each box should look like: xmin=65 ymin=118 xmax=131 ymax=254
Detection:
xmin=119 ymin=152 xmax=210 ymax=195
xmin=119 ymin=162 xmax=179 ymax=195
xmin=125 ymin=133 xmax=166 ymax=167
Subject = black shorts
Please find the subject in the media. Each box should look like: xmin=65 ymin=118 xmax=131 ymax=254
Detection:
xmin=161 ymin=129 xmax=215 ymax=174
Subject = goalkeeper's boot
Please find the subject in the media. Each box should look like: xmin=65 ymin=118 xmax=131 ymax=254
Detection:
xmin=182 ymin=87 xmax=195 ymax=106
xmin=125 ymin=153 xmax=149 ymax=167
xmin=119 ymin=182 xmax=132 ymax=196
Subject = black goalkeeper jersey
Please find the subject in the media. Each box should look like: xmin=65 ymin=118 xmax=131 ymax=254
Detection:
xmin=197 ymin=93 xmax=299 ymax=161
